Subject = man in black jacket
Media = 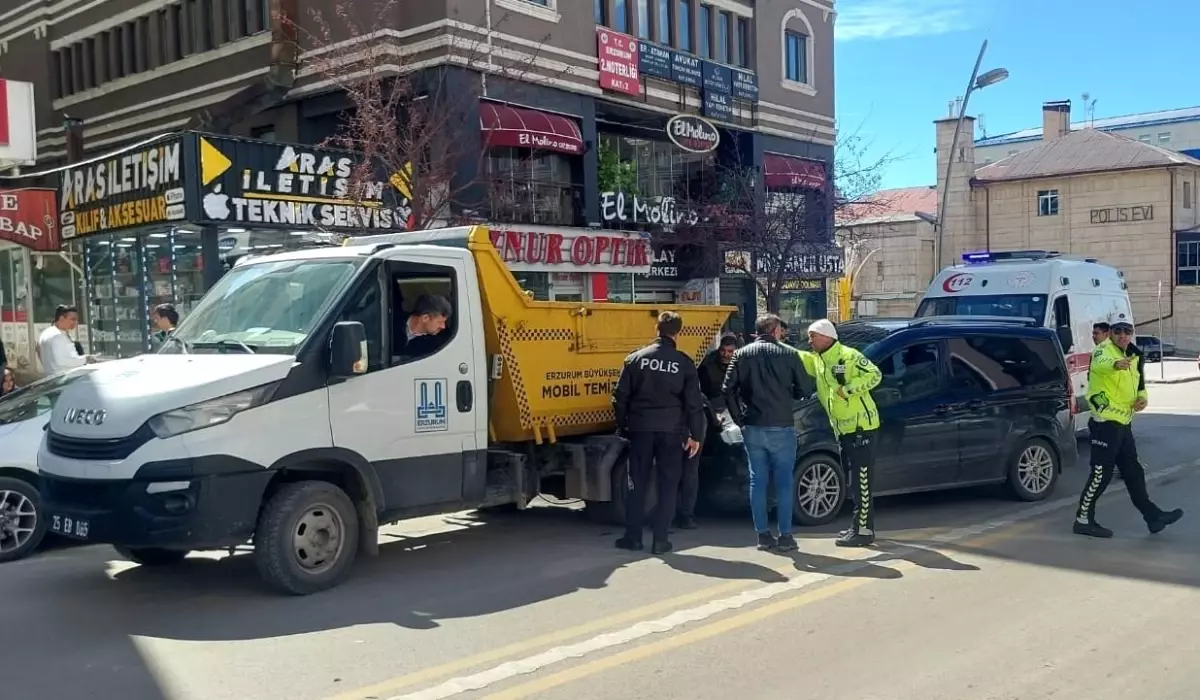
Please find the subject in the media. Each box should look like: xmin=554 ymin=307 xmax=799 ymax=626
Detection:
xmin=612 ymin=311 xmax=704 ymax=555
xmin=722 ymin=314 xmax=813 ymax=552
xmin=674 ymin=333 xmax=740 ymax=530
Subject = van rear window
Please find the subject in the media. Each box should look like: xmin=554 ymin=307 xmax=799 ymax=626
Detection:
xmin=917 ymin=294 xmax=1047 ymax=322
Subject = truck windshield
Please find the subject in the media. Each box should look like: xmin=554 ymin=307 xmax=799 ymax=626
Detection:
xmin=161 ymin=257 xmax=364 ymax=355
xmin=916 ymin=294 xmax=1047 ymax=322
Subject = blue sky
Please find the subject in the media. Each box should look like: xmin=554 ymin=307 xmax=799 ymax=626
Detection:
xmin=834 ymin=0 xmax=1199 ymax=189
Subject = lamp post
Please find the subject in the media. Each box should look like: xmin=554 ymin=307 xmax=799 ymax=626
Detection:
xmin=933 ymin=40 xmax=1009 ymax=273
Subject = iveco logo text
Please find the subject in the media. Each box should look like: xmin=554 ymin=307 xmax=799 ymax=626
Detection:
xmin=942 ymin=273 xmax=973 ymax=293
xmin=64 ymin=408 xmax=107 ymax=426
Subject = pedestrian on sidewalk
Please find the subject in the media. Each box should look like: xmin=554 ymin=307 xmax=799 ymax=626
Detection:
xmin=797 ymin=319 xmax=883 ymax=548
xmin=1074 ymin=313 xmax=1183 ymax=538
xmin=37 ymin=305 xmax=95 ymax=376
xmin=722 ymin=314 xmax=812 ymax=552
xmin=612 ymin=311 xmax=704 ymax=555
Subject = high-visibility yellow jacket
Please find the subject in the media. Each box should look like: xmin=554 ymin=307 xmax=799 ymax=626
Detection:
xmin=797 ymin=342 xmax=882 ymax=436
xmin=1086 ymin=339 xmax=1146 ymax=425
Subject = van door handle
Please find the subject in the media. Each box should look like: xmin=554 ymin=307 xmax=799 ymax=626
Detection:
xmin=965 ymin=399 xmax=984 ymax=411
xmin=456 ymin=380 xmax=473 ymax=412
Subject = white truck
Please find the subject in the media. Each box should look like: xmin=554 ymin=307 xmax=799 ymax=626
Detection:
xmin=918 ymin=250 xmax=1134 ymax=432
xmin=35 ymin=226 xmax=732 ymax=594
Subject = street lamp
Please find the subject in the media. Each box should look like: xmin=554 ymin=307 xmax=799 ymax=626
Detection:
xmin=933 ymin=40 xmax=1008 ymax=274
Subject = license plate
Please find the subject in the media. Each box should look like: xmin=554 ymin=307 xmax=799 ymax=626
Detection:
xmin=49 ymin=514 xmax=90 ymax=540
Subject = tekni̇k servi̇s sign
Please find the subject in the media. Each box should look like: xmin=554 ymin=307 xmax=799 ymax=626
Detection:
xmin=58 ymin=138 xmax=187 ymax=239
xmin=196 ymin=136 xmax=415 ymax=231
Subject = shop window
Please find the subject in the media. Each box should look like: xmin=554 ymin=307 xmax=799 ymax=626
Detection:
xmin=678 ymin=0 xmax=692 ymax=51
xmin=656 ymin=0 xmax=672 ymax=43
xmin=595 ymin=0 xmax=606 ymax=25
xmin=1036 ymin=189 xmax=1059 ymax=216
xmin=784 ymin=31 xmax=807 ymax=83
xmin=698 ymin=4 xmax=712 ymax=58
xmin=597 ymin=133 xmax=714 ymax=229
xmin=1177 ymin=237 xmax=1200 ymax=286
xmin=717 ymin=11 xmax=731 ymax=64
xmin=486 ymin=147 xmax=582 ymax=226
xmin=736 ymin=17 xmax=750 ymax=67
xmin=614 ymin=0 xmax=629 ymax=32
xmin=637 ymin=0 xmax=650 ymax=38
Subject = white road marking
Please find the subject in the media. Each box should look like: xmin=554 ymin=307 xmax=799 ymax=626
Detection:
xmin=385 ymin=460 xmax=1197 ymax=700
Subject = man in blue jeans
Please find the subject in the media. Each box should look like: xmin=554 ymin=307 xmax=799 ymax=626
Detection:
xmin=722 ymin=314 xmax=813 ymax=551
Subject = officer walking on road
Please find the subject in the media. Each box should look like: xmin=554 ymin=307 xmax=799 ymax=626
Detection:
xmin=612 ymin=311 xmax=704 ymax=555
xmin=798 ymin=319 xmax=883 ymax=547
xmin=722 ymin=314 xmax=813 ymax=552
xmin=1074 ymin=313 xmax=1183 ymax=538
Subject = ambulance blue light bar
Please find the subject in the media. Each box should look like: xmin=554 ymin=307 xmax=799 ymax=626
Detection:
xmin=961 ymin=250 xmax=1059 ymax=264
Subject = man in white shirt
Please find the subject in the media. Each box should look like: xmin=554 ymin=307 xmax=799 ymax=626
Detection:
xmin=38 ymin=305 xmax=94 ymax=376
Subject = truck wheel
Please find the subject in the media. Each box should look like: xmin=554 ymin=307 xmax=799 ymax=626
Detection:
xmin=0 ymin=477 xmax=47 ymax=564
xmin=1007 ymin=438 xmax=1059 ymax=501
xmin=113 ymin=546 xmax=190 ymax=566
xmin=792 ymin=454 xmax=846 ymax=527
xmin=254 ymin=481 xmax=360 ymax=595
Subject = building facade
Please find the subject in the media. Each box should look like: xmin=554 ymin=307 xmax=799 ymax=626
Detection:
xmin=836 ymin=185 xmax=935 ymax=318
xmin=0 ymin=0 xmax=843 ymax=373
xmin=976 ymin=103 xmax=1200 ymax=166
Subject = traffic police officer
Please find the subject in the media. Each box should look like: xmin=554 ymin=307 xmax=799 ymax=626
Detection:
xmin=612 ymin=311 xmax=704 ymax=555
xmin=1074 ymin=313 xmax=1183 ymax=538
xmin=798 ymin=319 xmax=883 ymax=547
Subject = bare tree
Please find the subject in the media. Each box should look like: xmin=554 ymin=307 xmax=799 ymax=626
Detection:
xmin=290 ymin=0 xmax=551 ymax=230
xmin=669 ymin=132 xmax=896 ymax=314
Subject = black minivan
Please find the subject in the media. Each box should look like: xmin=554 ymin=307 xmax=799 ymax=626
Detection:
xmin=698 ymin=318 xmax=1078 ymax=525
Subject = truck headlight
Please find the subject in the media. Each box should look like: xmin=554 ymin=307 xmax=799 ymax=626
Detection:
xmin=148 ymin=382 xmax=280 ymax=439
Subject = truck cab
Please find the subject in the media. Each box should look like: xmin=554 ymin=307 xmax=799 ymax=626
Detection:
xmin=37 ymin=226 xmax=730 ymax=594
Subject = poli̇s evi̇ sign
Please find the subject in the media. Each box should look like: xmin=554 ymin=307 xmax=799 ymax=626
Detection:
xmin=196 ymin=136 xmax=414 ymax=231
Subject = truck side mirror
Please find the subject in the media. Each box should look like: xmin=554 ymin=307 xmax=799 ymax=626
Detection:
xmin=1056 ymin=325 xmax=1074 ymax=352
xmin=330 ymin=321 xmax=367 ymax=377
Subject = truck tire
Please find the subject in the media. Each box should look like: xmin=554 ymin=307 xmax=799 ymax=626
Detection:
xmin=113 ymin=546 xmax=190 ymax=566
xmin=254 ymin=481 xmax=360 ymax=595
xmin=0 ymin=476 xmax=47 ymax=564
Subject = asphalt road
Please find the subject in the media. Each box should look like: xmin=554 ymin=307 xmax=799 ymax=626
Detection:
xmin=4 ymin=384 xmax=1199 ymax=700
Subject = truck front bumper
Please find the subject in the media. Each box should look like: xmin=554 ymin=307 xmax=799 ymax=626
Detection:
xmin=40 ymin=456 xmax=272 ymax=550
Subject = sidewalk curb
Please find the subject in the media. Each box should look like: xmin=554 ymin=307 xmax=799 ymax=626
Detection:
xmin=1147 ymin=375 xmax=1200 ymax=385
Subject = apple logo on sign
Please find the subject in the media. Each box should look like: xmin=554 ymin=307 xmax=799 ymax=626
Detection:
xmin=204 ymin=185 xmax=230 ymax=220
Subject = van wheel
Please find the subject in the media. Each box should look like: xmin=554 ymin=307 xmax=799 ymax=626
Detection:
xmin=254 ymin=481 xmax=360 ymax=595
xmin=0 ymin=477 xmax=47 ymax=564
xmin=585 ymin=456 xmax=657 ymax=527
xmin=1007 ymin=439 xmax=1059 ymax=501
xmin=113 ymin=546 xmax=190 ymax=566
xmin=792 ymin=454 xmax=846 ymax=527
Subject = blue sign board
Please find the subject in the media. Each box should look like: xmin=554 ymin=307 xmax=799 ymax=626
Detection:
xmin=702 ymin=90 xmax=733 ymax=122
xmin=701 ymin=62 xmax=733 ymax=122
xmin=639 ymin=42 xmax=673 ymax=81
xmin=670 ymin=52 xmax=703 ymax=88
xmin=731 ymin=69 xmax=758 ymax=102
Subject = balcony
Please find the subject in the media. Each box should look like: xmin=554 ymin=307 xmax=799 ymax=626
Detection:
xmin=485 ymin=179 xmax=585 ymax=227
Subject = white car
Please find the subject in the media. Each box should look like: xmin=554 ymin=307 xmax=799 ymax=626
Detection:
xmin=0 ymin=369 xmax=93 ymax=563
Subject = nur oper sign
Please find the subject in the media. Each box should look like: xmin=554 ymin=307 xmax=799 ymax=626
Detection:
xmin=59 ymin=136 xmax=187 ymax=239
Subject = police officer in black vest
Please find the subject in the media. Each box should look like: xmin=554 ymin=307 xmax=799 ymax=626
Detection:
xmin=612 ymin=311 xmax=705 ymax=555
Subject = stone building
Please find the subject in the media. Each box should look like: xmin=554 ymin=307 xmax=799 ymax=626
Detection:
xmin=841 ymin=101 xmax=1200 ymax=347
xmin=836 ymin=185 xmax=935 ymax=318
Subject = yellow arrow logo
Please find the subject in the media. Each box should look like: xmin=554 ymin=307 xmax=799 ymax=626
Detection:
xmin=200 ymin=137 xmax=232 ymax=186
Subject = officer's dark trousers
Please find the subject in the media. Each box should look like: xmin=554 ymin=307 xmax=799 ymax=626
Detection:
xmin=840 ymin=430 xmax=879 ymax=534
xmin=1077 ymin=419 xmax=1162 ymax=524
xmin=625 ymin=431 xmax=684 ymax=544
xmin=677 ymin=453 xmax=700 ymax=521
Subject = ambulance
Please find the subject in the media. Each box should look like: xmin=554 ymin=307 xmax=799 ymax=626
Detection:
xmin=917 ymin=250 xmax=1133 ymax=433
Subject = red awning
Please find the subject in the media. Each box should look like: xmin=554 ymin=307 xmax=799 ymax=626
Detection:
xmin=763 ymin=153 xmax=827 ymax=190
xmin=480 ymin=102 xmax=584 ymax=156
